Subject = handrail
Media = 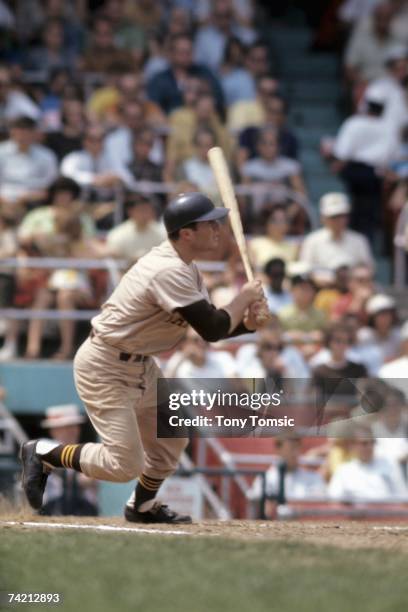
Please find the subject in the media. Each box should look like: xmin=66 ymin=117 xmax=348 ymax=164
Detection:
xmin=0 ymin=257 xmax=128 ymax=270
xmin=393 ymin=201 xmax=408 ymax=287
xmin=0 ymin=308 xmax=98 ymax=321
xmin=178 ymin=452 xmax=232 ymax=520
xmin=0 ymin=257 xmax=226 ymax=273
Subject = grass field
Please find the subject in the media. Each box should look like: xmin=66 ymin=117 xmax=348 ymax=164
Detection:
xmin=1 ymin=521 xmax=408 ymax=612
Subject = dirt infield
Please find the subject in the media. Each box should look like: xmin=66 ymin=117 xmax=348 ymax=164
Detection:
xmin=2 ymin=512 xmax=408 ymax=552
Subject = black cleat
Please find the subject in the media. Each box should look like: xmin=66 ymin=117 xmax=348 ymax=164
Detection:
xmin=20 ymin=440 xmax=49 ymax=511
xmin=124 ymin=502 xmax=192 ymax=524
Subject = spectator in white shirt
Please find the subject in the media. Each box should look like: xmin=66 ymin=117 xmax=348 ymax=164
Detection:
xmin=334 ymin=93 xmax=396 ymax=168
xmin=0 ymin=116 xmax=58 ymax=215
xmin=104 ymin=99 xmax=163 ymax=173
xmin=247 ymin=435 xmax=327 ymax=515
xmin=164 ymin=328 xmax=237 ymax=378
xmin=373 ymin=387 xmax=408 ymax=469
xmin=328 ymin=426 xmax=408 ymax=501
xmin=106 ymin=195 xmax=166 ymax=263
xmin=61 ymin=125 xmax=122 ymax=197
xmin=357 ymin=294 xmax=401 ymax=365
xmin=193 ymin=0 xmax=256 ymax=72
xmin=333 ymin=95 xmax=392 ymax=240
xmin=364 ymin=45 xmax=408 ymax=136
xmin=338 ymin=0 xmax=383 ymax=26
xmin=237 ymin=325 xmax=310 ymax=387
xmin=379 ymin=320 xmax=408 ymax=397
xmin=0 ymin=66 xmax=41 ymax=133
xmin=299 ymin=192 xmax=374 ymax=270
xmin=344 ymin=1 xmax=399 ymax=85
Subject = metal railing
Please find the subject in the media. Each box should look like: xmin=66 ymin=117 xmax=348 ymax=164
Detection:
xmin=0 ymin=256 xmax=229 ymax=323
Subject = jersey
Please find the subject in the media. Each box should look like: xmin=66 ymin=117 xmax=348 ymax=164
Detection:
xmin=92 ymin=240 xmax=210 ymax=355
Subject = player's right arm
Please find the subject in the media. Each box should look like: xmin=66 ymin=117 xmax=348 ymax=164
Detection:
xmin=177 ymin=280 xmax=264 ymax=342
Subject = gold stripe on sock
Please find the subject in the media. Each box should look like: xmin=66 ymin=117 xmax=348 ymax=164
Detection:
xmin=140 ymin=475 xmax=161 ymax=491
xmin=66 ymin=445 xmax=76 ymax=468
xmin=60 ymin=446 xmax=70 ymax=468
xmin=140 ymin=474 xmax=162 ymax=487
xmin=139 ymin=481 xmax=158 ymax=492
xmin=61 ymin=445 xmax=77 ymax=469
xmin=141 ymin=474 xmax=163 ymax=486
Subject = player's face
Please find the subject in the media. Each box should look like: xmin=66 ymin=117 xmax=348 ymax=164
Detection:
xmin=193 ymin=220 xmax=221 ymax=252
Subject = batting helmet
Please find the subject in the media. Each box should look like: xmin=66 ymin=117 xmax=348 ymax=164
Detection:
xmin=164 ymin=192 xmax=229 ymax=234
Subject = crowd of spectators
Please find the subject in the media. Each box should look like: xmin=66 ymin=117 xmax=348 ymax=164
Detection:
xmin=0 ymin=1 xmax=408 ymax=514
xmin=324 ymin=0 xmax=408 ymax=251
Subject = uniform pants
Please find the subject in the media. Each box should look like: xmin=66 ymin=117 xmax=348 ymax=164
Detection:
xmin=73 ymin=335 xmax=188 ymax=482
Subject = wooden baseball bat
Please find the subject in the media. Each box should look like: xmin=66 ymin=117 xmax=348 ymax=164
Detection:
xmin=208 ymin=146 xmax=271 ymax=325
xmin=207 ymin=146 xmax=254 ymax=281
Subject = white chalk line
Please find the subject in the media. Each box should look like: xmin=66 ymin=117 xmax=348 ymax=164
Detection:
xmin=0 ymin=520 xmax=191 ymax=536
xmin=372 ymin=526 xmax=408 ymax=532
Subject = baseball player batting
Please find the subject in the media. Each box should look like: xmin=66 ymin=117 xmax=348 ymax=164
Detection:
xmin=21 ymin=193 xmax=267 ymax=523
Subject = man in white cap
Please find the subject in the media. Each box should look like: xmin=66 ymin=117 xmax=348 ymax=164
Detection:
xmin=299 ymin=192 xmax=374 ymax=270
xmin=379 ymin=320 xmax=408 ymax=396
xmin=40 ymin=405 xmax=98 ymax=516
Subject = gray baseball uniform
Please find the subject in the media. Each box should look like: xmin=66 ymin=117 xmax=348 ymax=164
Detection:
xmin=73 ymin=240 xmax=210 ymax=482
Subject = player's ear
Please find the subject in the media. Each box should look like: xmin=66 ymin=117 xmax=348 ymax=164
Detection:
xmin=179 ymin=227 xmax=196 ymax=241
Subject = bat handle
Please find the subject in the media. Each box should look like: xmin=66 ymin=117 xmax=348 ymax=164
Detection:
xmin=244 ymin=261 xmax=254 ymax=282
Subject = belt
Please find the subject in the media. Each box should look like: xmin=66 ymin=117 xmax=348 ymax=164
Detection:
xmin=89 ymin=329 xmax=148 ymax=363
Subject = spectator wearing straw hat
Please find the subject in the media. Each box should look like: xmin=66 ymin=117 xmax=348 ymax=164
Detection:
xmin=40 ymin=404 xmax=98 ymax=516
xmin=299 ymin=193 xmax=374 ymax=270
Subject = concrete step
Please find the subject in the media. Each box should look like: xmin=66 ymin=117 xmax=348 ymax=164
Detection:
xmin=296 ymin=126 xmax=331 ymax=147
xmin=289 ymin=105 xmax=341 ymax=128
xmin=375 ymin=258 xmax=392 ymax=285
xmin=279 ymin=55 xmax=339 ymax=79
xmin=271 ymin=27 xmax=312 ymax=52
xmin=299 ymin=149 xmax=326 ymax=167
xmin=287 ymin=81 xmax=341 ymax=103
xmin=307 ymin=175 xmax=345 ymax=202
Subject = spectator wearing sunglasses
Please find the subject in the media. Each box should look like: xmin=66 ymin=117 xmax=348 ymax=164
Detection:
xmin=237 ymin=325 xmax=309 ymax=382
xmin=328 ymin=426 xmax=408 ymax=502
